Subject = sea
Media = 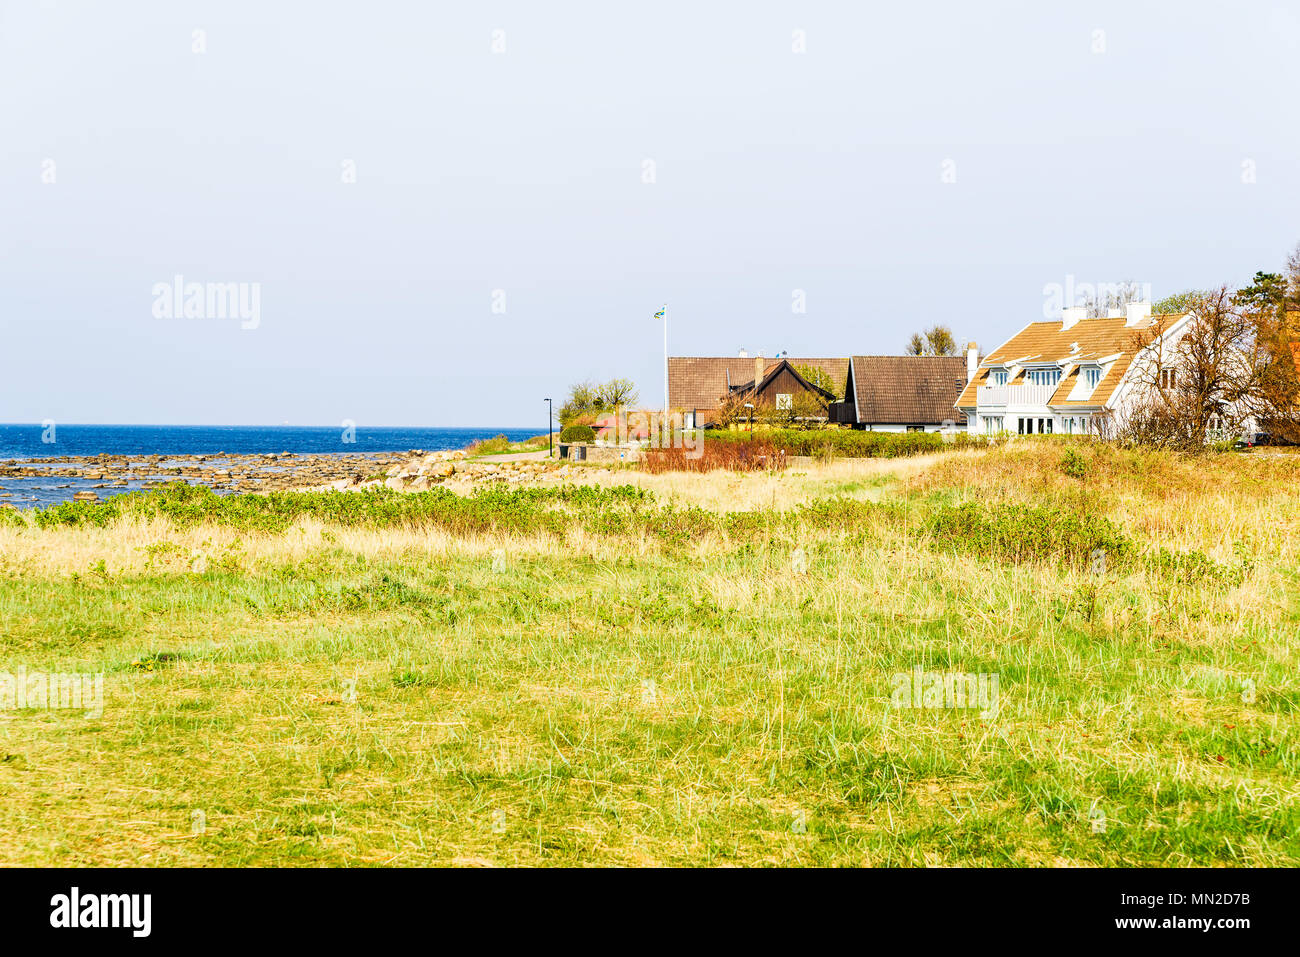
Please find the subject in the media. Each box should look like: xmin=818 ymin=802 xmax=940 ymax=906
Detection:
xmin=0 ymin=424 xmax=539 ymax=509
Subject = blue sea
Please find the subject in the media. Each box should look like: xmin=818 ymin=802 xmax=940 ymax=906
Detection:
xmin=0 ymin=424 xmax=538 ymax=509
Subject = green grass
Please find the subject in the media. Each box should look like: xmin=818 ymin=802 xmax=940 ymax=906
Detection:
xmin=0 ymin=451 xmax=1296 ymax=866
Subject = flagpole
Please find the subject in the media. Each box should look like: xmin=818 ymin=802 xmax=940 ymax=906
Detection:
xmin=663 ymin=304 xmax=669 ymax=422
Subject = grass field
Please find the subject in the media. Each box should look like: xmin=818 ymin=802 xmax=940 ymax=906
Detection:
xmin=0 ymin=440 xmax=1296 ymax=866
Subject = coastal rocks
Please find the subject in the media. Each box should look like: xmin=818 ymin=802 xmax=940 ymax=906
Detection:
xmin=0 ymin=450 xmax=415 ymax=503
xmin=72 ymin=490 xmax=100 ymax=502
xmin=2 ymin=447 xmax=625 ymax=506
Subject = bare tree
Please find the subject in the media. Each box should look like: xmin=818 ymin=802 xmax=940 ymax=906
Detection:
xmin=1121 ymin=287 xmax=1270 ymax=449
xmin=1287 ymin=242 xmax=1300 ymax=305
xmin=1081 ymin=280 xmax=1146 ymax=319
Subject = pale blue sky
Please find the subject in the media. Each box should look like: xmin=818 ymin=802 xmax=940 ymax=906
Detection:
xmin=2 ymin=0 xmax=1298 ymax=426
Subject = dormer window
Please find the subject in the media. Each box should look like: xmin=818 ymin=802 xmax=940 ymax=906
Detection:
xmin=1084 ymin=367 xmax=1101 ymax=389
xmin=991 ymin=370 xmax=1007 ymax=386
xmin=1026 ymin=368 xmax=1061 ymax=386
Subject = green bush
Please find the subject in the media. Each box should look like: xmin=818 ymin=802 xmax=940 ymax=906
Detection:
xmin=706 ymin=429 xmax=979 ymax=459
xmin=925 ymin=501 xmax=1130 ymax=569
xmin=1060 ymin=446 xmax=1090 ymax=480
xmin=560 ymin=425 xmax=596 ymax=443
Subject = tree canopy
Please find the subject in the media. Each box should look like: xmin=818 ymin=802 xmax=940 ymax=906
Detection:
xmin=905 ymin=325 xmax=958 ymax=356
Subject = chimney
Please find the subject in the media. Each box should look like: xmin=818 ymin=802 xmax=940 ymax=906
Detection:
xmin=738 ymin=348 xmax=748 ymax=358
xmin=966 ymin=341 xmax=979 ymax=382
xmin=1125 ymin=301 xmax=1152 ymax=326
xmin=1062 ymin=306 xmax=1087 ymax=331
xmin=754 ymin=355 xmax=765 ymax=386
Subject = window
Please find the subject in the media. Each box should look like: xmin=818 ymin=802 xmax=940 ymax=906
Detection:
xmin=1026 ymin=368 xmax=1061 ymax=387
xmin=906 ymin=425 xmax=924 ymax=433
xmin=991 ymin=370 xmax=1007 ymax=386
xmin=775 ymin=393 xmax=792 ymax=410
xmin=985 ymin=416 xmax=1003 ymax=434
xmin=1084 ymin=367 xmax=1101 ymax=389
xmin=1159 ymin=368 xmax=1176 ymax=389
xmin=1044 ymin=418 xmax=1053 ymax=434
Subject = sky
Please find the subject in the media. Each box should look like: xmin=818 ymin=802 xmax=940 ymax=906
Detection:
xmin=2 ymin=0 xmax=1298 ymax=427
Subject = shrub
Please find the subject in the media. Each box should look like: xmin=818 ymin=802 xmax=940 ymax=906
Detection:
xmin=706 ymin=429 xmax=979 ymax=459
xmin=466 ymin=433 xmax=511 ymax=455
xmin=560 ymin=425 xmax=596 ymax=443
xmin=1060 ymin=446 xmax=1090 ymax=480
xmin=925 ymin=501 xmax=1130 ymax=569
xmin=643 ymin=439 xmax=788 ymax=473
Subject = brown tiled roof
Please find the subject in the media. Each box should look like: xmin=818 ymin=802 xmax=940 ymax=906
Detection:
xmin=955 ymin=314 xmax=1186 ymax=409
xmin=668 ymin=357 xmax=848 ymax=413
xmin=848 ymin=356 xmax=968 ymax=424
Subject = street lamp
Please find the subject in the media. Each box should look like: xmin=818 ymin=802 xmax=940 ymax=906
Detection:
xmin=544 ymin=398 xmax=553 ymax=457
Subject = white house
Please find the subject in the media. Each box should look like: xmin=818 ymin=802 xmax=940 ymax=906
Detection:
xmin=956 ymin=303 xmax=1193 ymax=436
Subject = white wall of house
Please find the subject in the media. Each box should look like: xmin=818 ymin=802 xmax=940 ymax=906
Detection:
xmin=972 ymin=412 xmax=1087 ymax=434
xmin=860 ymin=423 xmax=956 ymax=433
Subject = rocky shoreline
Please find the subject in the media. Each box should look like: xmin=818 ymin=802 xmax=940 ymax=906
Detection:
xmin=301 ymin=450 xmax=627 ymax=495
xmin=0 ymin=449 xmax=630 ymax=508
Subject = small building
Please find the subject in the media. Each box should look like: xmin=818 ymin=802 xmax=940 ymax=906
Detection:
xmin=667 ymin=354 xmax=848 ymax=428
xmin=830 ymin=355 xmax=971 ymax=431
xmin=725 ymin=358 xmax=839 ymax=420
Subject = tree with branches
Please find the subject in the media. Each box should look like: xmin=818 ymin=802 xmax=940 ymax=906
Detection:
xmin=905 ymin=325 xmax=958 ymax=356
xmin=559 ymin=377 xmax=641 ymax=426
xmin=1120 ymin=287 xmax=1271 ymax=448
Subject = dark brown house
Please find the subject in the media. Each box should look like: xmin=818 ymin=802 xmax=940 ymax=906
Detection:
xmin=727 ymin=359 xmax=838 ymax=414
xmin=667 ymin=355 xmax=848 ymax=428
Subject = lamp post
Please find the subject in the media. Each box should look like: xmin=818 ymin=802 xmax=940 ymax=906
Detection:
xmin=744 ymin=402 xmax=754 ymax=438
xmin=544 ymin=398 xmax=553 ymax=457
